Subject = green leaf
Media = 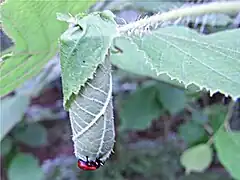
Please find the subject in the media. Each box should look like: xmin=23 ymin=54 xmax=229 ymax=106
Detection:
xmin=111 ymin=38 xmax=170 ymax=78
xmin=180 ymin=144 xmax=213 ymax=174
xmin=59 ymin=10 xmax=118 ymax=109
xmin=8 ymin=153 xmax=43 ymax=180
xmin=111 ymin=27 xmax=240 ymax=99
xmin=0 ymin=0 xmax=96 ymax=97
xmin=178 ymin=121 xmax=207 ymax=145
xmin=0 ymin=137 xmax=13 ymax=156
xmin=191 ymin=110 xmax=209 ymax=125
xmin=214 ymin=127 xmax=240 ymax=180
xmin=0 ymin=94 xmax=30 ymax=141
xmin=13 ymin=123 xmax=48 ymax=147
xmin=111 ymin=37 xmax=189 ymax=91
xmin=119 ymin=85 xmax=162 ymax=130
xmin=156 ymin=83 xmax=186 ymax=114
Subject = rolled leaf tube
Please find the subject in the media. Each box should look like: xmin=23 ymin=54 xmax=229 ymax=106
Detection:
xmin=69 ymin=54 xmax=115 ymax=162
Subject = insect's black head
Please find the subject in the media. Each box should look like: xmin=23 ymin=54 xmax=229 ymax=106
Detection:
xmin=85 ymin=156 xmax=104 ymax=168
xmin=95 ymin=158 xmax=104 ymax=167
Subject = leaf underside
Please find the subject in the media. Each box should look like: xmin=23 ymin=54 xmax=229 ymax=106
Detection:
xmin=0 ymin=0 xmax=96 ymax=97
xmin=69 ymin=55 xmax=115 ymax=162
xmin=59 ymin=11 xmax=117 ymax=109
xmin=111 ymin=27 xmax=240 ymax=99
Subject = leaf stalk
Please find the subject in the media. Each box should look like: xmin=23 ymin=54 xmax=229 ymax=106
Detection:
xmin=118 ymin=1 xmax=240 ymax=34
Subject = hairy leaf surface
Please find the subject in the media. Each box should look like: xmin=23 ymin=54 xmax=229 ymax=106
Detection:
xmin=107 ymin=0 xmax=233 ymax=28
xmin=138 ymin=1 xmax=233 ymax=28
xmin=111 ymin=27 xmax=240 ymax=99
xmin=69 ymin=55 xmax=115 ymax=162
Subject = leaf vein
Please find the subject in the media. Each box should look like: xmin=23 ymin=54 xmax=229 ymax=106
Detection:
xmin=73 ymin=101 xmax=97 ymax=117
xmin=79 ymin=92 xmax=105 ymax=105
xmin=72 ymin=73 xmax=112 ymax=141
xmin=86 ymin=82 xmax=108 ymax=95
xmin=156 ymin=30 xmax=240 ymax=54
xmin=154 ymin=33 xmax=238 ymax=84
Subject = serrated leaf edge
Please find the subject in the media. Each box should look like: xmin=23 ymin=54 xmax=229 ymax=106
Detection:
xmin=125 ymin=32 xmax=239 ymax=100
xmin=65 ymin=49 xmax=111 ymax=109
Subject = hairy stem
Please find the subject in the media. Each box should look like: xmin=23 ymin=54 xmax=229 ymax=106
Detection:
xmin=118 ymin=1 xmax=240 ymax=33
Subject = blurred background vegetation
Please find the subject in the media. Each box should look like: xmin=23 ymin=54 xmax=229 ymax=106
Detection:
xmin=1 ymin=0 xmax=239 ymax=180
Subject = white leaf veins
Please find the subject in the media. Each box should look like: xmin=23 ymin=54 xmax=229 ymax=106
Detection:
xmin=69 ymin=54 xmax=115 ymax=162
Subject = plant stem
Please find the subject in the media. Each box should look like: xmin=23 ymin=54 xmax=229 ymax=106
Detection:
xmin=223 ymin=100 xmax=235 ymax=132
xmin=118 ymin=1 xmax=240 ymax=34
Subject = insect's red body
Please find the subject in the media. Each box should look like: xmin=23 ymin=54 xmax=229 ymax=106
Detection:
xmin=77 ymin=160 xmax=98 ymax=170
xmin=77 ymin=156 xmax=103 ymax=171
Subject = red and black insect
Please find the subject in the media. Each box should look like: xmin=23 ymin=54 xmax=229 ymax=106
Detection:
xmin=77 ymin=156 xmax=104 ymax=171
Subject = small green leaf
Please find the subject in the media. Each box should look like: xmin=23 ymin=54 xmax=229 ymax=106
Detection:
xmin=178 ymin=121 xmax=207 ymax=145
xmin=8 ymin=153 xmax=43 ymax=180
xmin=0 ymin=137 xmax=13 ymax=156
xmin=13 ymin=123 xmax=48 ymax=147
xmin=59 ymin=11 xmax=118 ymax=109
xmin=0 ymin=94 xmax=30 ymax=141
xmin=156 ymin=83 xmax=186 ymax=114
xmin=180 ymin=144 xmax=213 ymax=174
xmin=119 ymin=85 xmax=162 ymax=130
xmin=214 ymin=127 xmax=240 ymax=180
xmin=0 ymin=0 xmax=96 ymax=97
xmin=192 ymin=110 xmax=209 ymax=125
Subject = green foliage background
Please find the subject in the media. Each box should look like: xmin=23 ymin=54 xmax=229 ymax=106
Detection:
xmin=1 ymin=0 xmax=240 ymax=180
